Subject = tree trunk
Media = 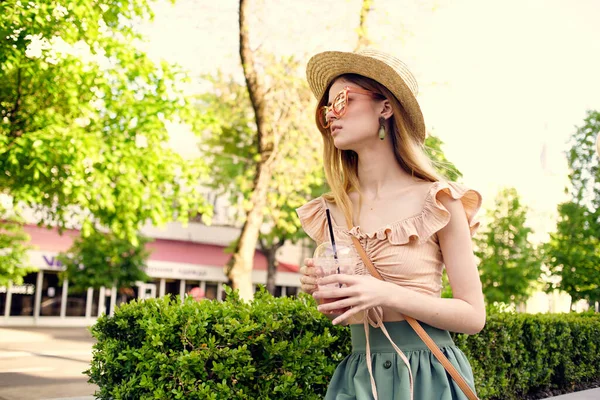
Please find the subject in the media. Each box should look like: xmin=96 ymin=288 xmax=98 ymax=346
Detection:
xmin=265 ymin=247 xmax=277 ymax=295
xmin=262 ymin=238 xmax=285 ymax=295
xmin=224 ymin=166 xmax=273 ymax=300
xmin=225 ymin=0 xmax=278 ymax=301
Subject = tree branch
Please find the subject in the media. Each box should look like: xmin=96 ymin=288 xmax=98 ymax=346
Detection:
xmin=9 ymin=68 xmax=23 ymax=137
xmin=239 ymin=0 xmax=268 ymax=155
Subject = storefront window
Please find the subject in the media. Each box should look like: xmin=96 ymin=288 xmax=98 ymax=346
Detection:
xmin=116 ymin=287 xmax=138 ymax=307
xmin=66 ymin=285 xmax=87 ymax=317
xmin=286 ymin=286 xmax=299 ymax=297
xmin=41 ymin=271 xmax=63 ymax=316
xmin=274 ymin=286 xmax=283 ymax=297
xmin=205 ymin=282 xmax=218 ymax=300
xmin=10 ymin=273 xmax=37 ymax=316
xmin=0 ymin=287 xmax=6 ymax=316
xmin=185 ymin=280 xmax=199 ymax=296
xmin=164 ymin=279 xmax=180 ymax=300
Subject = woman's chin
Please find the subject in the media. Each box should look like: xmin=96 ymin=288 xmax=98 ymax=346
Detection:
xmin=333 ymin=137 xmax=356 ymax=151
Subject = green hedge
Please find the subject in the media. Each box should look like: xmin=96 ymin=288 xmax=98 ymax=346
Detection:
xmin=87 ymin=288 xmax=600 ymax=399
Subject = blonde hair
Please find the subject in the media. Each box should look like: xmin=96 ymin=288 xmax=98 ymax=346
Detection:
xmin=315 ymin=74 xmax=442 ymax=228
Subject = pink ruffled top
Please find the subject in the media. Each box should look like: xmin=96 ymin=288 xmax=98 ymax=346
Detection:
xmin=296 ymin=180 xmax=482 ymax=400
xmin=296 ymin=180 xmax=482 ymax=312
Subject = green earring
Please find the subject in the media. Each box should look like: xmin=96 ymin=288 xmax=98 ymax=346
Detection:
xmin=378 ymin=117 xmax=386 ymax=140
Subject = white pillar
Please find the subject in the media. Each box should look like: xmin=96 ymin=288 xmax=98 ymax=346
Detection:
xmin=217 ymin=282 xmax=223 ymax=301
xmin=109 ymin=285 xmax=117 ymax=316
xmin=60 ymin=279 xmax=68 ymax=318
xmin=4 ymin=281 xmax=12 ymax=318
xmin=159 ymin=279 xmax=166 ymax=298
xmin=98 ymin=287 xmax=106 ymax=316
xmin=34 ymin=271 xmax=43 ymax=320
xmin=179 ymin=280 xmax=186 ymax=302
xmin=85 ymin=288 xmax=93 ymax=318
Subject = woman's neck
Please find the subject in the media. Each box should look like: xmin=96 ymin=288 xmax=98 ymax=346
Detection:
xmin=356 ymin=145 xmax=415 ymax=200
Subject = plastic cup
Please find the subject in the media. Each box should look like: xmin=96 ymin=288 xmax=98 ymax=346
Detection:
xmin=313 ymin=241 xmax=357 ymax=290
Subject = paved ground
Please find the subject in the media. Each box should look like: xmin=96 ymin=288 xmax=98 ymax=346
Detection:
xmin=1 ymin=327 xmax=599 ymax=399
xmin=0 ymin=327 xmax=97 ymax=400
xmin=545 ymin=388 xmax=600 ymax=399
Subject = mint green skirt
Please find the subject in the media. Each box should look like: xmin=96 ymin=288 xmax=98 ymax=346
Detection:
xmin=325 ymin=321 xmax=477 ymax=400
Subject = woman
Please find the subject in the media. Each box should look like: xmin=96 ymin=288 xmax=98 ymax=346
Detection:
xmin=296 ymin=49 xmax=485 ymax=400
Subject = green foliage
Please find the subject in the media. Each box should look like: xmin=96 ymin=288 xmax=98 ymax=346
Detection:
xmin=0 ymin=204 xmax=34 ymax=285
xmin=0 ymin=0 xmax=211 ymax=244
xmin=57 ymin=230 xmax=151 ymax=292
xmin=89 ymin=292 xmax=600 ymax=399
xmin=197 ymin=56 xmax=326 ymax=248
xmin=88 ymin=287 xmax=351 ymax=399
xmin=454 ymin=311 xmax=600 ymax=399
xmin=475 ymin=187 xmax=541 ymax=305
xmin=424 ymin=134 xmax=463 ymax=182
xmin=545 ymin=110 xmax=600 ymax=305
xmin=425 ymin=133 xmax=464 ymax=299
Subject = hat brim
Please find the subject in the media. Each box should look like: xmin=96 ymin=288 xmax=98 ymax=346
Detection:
xmin=306 ymin=51 xmax=425 ymax=143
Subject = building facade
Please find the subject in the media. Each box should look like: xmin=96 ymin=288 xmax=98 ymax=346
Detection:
xmin=0 ymin=222 xmax=307 ymax=327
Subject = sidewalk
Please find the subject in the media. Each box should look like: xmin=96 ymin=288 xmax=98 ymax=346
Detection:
xmin=0 ymin=327 xmax=97 ymax=400
xmin=545 ymin=388 xmax=600 ymax=399
xmin=42 ymin=387 xmax=600 ymax=399
xmin=2 ymin=327 xmax=598 ymax=400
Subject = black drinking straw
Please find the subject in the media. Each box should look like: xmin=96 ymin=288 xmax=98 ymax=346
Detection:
xmin=325 ymin=209 xmax=342 ymax=288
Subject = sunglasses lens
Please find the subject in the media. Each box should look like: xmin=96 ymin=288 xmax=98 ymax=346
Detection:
xmin=318 ymin=107 xmax=329 ymax=128
xmin=332 ymin=92 xmax=346 ymax=115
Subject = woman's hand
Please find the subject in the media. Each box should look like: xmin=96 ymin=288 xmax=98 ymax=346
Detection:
xmin=299 ymin=258 xmax=318 ymax=294
xmin=312 ymin=274 xmax=397 ymax=325
xmin=300 ymin=259 xmax=350 ymax=316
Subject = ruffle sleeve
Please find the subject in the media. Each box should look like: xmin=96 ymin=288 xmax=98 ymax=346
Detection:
xmin=295 ymin=197 xmax=329 ymax=245
xmin=418 ymin=180 xmax=482 ymax=241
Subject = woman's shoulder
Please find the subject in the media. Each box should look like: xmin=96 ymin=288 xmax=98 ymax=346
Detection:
xmin=422 ymin=180 xmax=483 ymax=237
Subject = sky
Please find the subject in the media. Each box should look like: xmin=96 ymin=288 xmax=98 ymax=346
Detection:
xmin=138 ymin=0 xmax=600 ymax=243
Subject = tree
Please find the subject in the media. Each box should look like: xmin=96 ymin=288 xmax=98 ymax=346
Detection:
xmin=475 ymin=187 xmax=541 ymax=305
xmin=197 ymin=55 xmax=326 ymax=295
xmin=545 ymin=110 xmax=600 ymax=307
xmin=58 ymin=231 xmax=150 ymax=293
xmin=425 ymin=133 xmax=463 ymax=182
xmin=0 ymin=1 xmax=211 ymax=283
xmin=0 ymin=202 xmax=33 ymax=286
xmin=222 ymin=0 xmax=295 ymax=300
xmin=212 ymin=0 xmax=462 ymax=300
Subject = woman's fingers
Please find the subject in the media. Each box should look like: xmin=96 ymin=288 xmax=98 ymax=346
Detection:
xmin=299 ymin=258 xmax=317 ymax=276
xmin=331 ymin=305 xmax=363 ymax=325
xmin=316 ymin=296 xmax=359 ymax=312
xmin=299 ymin=265 xmax=317 ymax=294
xmin=299 ymin=258 xmax=319 ymax=294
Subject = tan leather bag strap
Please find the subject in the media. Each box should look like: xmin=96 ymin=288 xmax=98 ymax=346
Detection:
xmin=350 ymin=235 xmax=479 ymax=400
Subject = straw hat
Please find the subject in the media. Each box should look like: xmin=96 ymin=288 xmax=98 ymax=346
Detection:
xmin=306 ymin=48 xmax=426 ymax=143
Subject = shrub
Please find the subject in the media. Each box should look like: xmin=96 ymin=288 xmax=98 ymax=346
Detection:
xmin=88 ymin=287 xmax=350 ymax=399
xmin=88 ymin=288 xmax=600 ymax=399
